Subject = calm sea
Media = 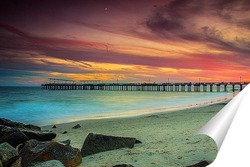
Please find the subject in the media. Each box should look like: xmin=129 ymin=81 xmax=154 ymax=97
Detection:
xmin=0 ymin=87 xmax=233 ymax=126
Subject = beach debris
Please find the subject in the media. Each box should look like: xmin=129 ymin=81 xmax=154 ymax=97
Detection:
xmin=113 ymin=164 xmax=134 ymax=167
xmin=81 ymin=133 xmax=139 ymax=157
xmin=0 ymin=125 xmax=29 ymax=147
xmin=0 ymin=142 xmax=19 ymax=167
xmin=60 ymin=139 xmax=71 ymax=146
xmin=135 ymin=139 xmax=142 ymax=144
xmin=29 ymin=160 xmax=65 ymax=167
xmin=0 ymin=118 xmax=41 ymax=131
xmin=186 ymin=136 xmax=202 ymax=144
xmin=72 ymin=124 xmax=81 ymax=129
xmin=52 ymin=125 xmax=57 ymax=128
xmin=186 ymin=160 xmax=209 ymax=167
xmin=19 ymin=139 xmax=82 ymax=167
xmin=177 ymin=156 xmax=183 ymax=159
xmin=62 ymin=131 xmax=68 ymax=134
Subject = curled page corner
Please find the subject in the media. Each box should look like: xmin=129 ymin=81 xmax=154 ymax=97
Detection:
xmin=198 ymin=83 xmax=250 ymax=166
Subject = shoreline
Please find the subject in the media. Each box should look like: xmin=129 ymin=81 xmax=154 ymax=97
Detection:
xmin=41 ymin=92 xmax=235 ymax=126
xmin=42 ymin=100 xmax=230 ymax=166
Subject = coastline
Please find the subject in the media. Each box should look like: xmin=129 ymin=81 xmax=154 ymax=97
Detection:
xmin=42 ymin=100 xmax=230 ymax=166
xmin=41 ymin=92 xmax=235 ymax=126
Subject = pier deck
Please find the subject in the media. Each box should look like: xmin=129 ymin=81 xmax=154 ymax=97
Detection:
xmin=41 ymin=78 xmax=248 ymax=92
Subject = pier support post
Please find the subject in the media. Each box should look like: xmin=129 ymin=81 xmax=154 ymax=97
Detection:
xmin=170 ymin=85 xmax=173 ymax=91
xmin=194 ymin=84 xmax=200 ymax=92
xmin=175 ymin=84 xmax=179 ymax=92
xmin=217 ymin=84 xmax=221 ymax=92
xmin=203 ymin=84 xmax=207 ymax=92
xmin=224 ymin=84 xmax=227 ymax=92
xmin=240 ymin=84 xmax=243 ymax=91
xmin=210 ymin=84 xmax=213 ymax=92
xmin=181 ymin=84 xmax=185 ymax=92
xmin=188 ymin=84 xmax=191 ymax=92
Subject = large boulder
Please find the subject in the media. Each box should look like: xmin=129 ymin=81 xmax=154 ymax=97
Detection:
xmin=19 ymin=139 xmax=82 ymax=167
xmin=0 ymin=142 xmax=19 ymax=167
xmin=81 ymin=133 xmax=138 ymax=157
xmin=0 ymin=125 xmax=56 ymax=147
xmin=0 ymin=118 xmax=41 ymax=131
xmin=0 ymin=125 xmax=29 ymax=147
xmin=21 ymin=129 xmax=56 ymax=141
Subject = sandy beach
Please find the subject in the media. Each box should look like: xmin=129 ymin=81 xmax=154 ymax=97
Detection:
xmin=42 ymin=100 xmax=229 ymax=167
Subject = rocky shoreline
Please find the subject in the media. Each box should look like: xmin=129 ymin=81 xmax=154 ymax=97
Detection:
xmin=0 ymin=118 xmax=143 ymax=167
xmin=0 ymin=118 xmax=79 ymax=167
xmin=1 ymin=116 xmax=214 ymax=167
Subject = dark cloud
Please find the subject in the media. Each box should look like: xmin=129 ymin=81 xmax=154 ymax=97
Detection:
xmin=145 ymin=12 xmax=184 ymax=32
xmin=143 ymin=0 xmax=250 ymax=54
xmin=237 ymin=19 xmax=250 ymax=29
xmin=201 ymin=26 xmax=250 ymax=54
xmin=0 ymin=23 xmax=29 ymax=37
xmin=0 ymin=53 xmax=91 ymax=74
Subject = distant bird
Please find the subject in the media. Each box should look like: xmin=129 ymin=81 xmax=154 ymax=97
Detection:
xmin=105 ymin=42 xmax=112 ymax=52
xmin=105 ymin=43 xmax=109 ymax=52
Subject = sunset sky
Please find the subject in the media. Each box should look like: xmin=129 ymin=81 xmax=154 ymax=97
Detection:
xmin=0 ymin=0 xmax=250 ymax=86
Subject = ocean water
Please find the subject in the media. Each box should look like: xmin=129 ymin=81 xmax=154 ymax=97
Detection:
xmin=0 ymin=87 xmax=233 ymax=126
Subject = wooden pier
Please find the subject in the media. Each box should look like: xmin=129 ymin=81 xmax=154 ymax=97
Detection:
xmin=41 ymin=78 xmax=249 ymax=92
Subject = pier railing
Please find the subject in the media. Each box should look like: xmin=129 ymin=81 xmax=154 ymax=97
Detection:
xmin=41 ymin=79 xmax=249 ymax=92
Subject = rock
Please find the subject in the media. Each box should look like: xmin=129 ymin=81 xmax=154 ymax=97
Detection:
xmin=72 ymin=124 xmax=81 ymax=129
xmin=81 ymin=133 xmax=138 ymax=157
xmin=135 ymin=139 xmax=142 ymax=144
xmin=177 ymin=156 xmax=182 ymax=159
xmin=30 ymin=160 xmax=65 ymax=167
xmin=0 ymin=118 xmax=41 ymax=131
xmin=52 ymin=125 xmax=57 ymax=128
xmin=19 ymin=139 xmax=82 ymax=167
xmin=60 ymin=140 xmax=71 ymax=146
xmin=0 ymin=125 xmax=55 ymax=147
xmin=62 ymin=131 xmax=67 ymax=134
xmin=186 ymin=161 xmax=209 ymax=167
xmin=0 ymin=125 xmax=29 ymax=147
xmin=24 ymin=124 xmax=41 ymax=131
xmin=0 ymin=118 xmax=21 ymax=128
xmin=0 ymin=161 xmax=2 ymax=167
xmin=113 ymin=164 xmax=134 ymax=167
xmin=21 ymin=129 xmax=56 ymax=141
xmin=10 ymin=157 xmax=21 ymax=167
xmin=0 ymin=142 xmax=19 ymax=167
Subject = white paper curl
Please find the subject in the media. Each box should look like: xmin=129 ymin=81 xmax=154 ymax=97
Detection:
xmin=198 ymin=83 xmax=250 ymax=166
